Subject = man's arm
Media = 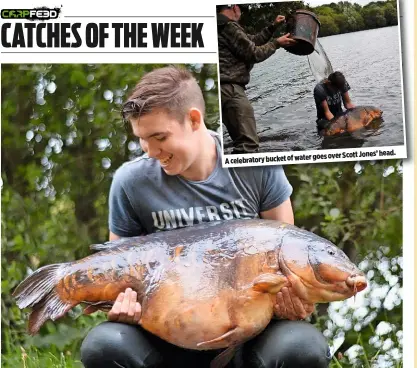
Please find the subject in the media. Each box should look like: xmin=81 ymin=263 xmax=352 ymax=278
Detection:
xmin=259 ymin=171 xmax=314 ymax=321
xmin=102 ymin=169 xmax=146 ymax=323
xmin=103 ymin=230 xmax=147 ymax=323
xmin=223 ymin=22 xmax=278 ymax=64
xmin=109 ymin=231 xmax=121 ymax=241
xmin=261 ymin=200 xmax=315 ymax=320
xmin=342 ymin=91 xmax=355 ymax=109
xmin=248 ymin=23 xmax=276 ymax=45
xmin=321 ymin=100 xmax=335 ymax=120
xmin=248 ymin=15 xmax=285 ymax=45
xmin=109 ymin=168 xmax=143 ymax=237
xmin=84 ymin=230 xmax=143 ymax=321
xmin=222 ymin=22 xmax=296 ymax=64
xmin=260 ymin=198 xmax=294 ymax=224
xmin=314 ymin=84 xmax=334 ymax=121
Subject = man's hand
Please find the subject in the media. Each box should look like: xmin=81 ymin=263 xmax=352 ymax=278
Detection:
xmin=108 ymin=288 xmax=142 ymax=324
xmin=274 ymin=15 xmax=286 ymax=24
xmin=276 ymin=33 xmax=297 ymax=48
xmin=325 ymin=112 xmax=335 ymax=121
xmin=342 ymin=91 xmax=355 ymax=110
xmin=274 ymin=287 xmax=314 ymax=320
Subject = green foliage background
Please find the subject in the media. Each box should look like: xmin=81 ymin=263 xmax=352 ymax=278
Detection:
xmin=312 ymin=0 xmax=398 ymax=37
xmin=1 ymin=64 xmax=402 ymax=367
xmin=235 ymin=0 xmax=398 ymax=37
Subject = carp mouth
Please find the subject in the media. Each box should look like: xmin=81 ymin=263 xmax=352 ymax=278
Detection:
xmin=346 ymin=274 xmax=367 ymax=294
xmin=310 ymin=263 xmax=368 ymax=298
xmin=306 ymin=271 xmax=367 ymax=301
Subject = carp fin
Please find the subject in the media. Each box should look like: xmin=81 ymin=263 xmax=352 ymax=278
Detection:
xmin=29 ymin=293 xmax=75 ymax=335
xmin=197 ymin=327 xmax=242 ymax=349
xmin=90 ymin=242 xmax=118 ymax=252
xmin=83 ymin=301 xmax=114 ymax=314
xmin=90 ymin=236 xmax=145 ymax=252
xmin=252 ymin=273 xmax=287 ymax=294
xmin=210 ymin=346 xmax=238 ymax=368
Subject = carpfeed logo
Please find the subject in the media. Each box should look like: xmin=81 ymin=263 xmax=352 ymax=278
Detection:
xmin=1 ymin=7 xmax=61 ymax=21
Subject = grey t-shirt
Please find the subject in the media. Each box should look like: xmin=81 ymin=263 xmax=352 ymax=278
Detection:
xmin=109 ymin=133 xmax=293 ymax=236
xmin=314 ymin=79 xmax=350 ymax=120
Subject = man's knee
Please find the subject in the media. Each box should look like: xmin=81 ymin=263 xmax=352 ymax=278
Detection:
xmin=241 ymin=320 xmax=331 ymax=368
xmin=81 ymin=322 xmax=163 ymax=368
xmin=81 ymin=322 xmax=124 ymax=367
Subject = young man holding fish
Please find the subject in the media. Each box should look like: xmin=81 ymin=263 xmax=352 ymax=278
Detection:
xmin=80 ymin=66 xmax=331 ymax=368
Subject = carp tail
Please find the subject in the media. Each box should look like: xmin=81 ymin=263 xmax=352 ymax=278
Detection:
xmin=13 ymin=263 xmax=74 ymax=335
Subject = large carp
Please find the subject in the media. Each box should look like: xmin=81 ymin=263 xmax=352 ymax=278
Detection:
xmin=14 ymin=220 xmax=366 ymax=355
xmin=319 ymin=105 xmax=383 ymax=136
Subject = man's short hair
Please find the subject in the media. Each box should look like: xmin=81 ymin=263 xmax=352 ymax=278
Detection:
xmin=122 ymin=66 xmax=205 ymax=122
xmin=328 ymin=71 xmax=346 ymax=90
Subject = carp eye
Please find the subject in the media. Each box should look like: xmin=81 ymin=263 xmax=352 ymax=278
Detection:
xmin=327 ymin=249 xmax=335 ymax=256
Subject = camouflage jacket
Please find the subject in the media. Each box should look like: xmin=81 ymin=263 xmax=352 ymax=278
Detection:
xmin=217 ymin=13 xmax=280 ymax=86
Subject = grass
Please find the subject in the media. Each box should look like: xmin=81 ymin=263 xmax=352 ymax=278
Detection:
xmin=1 ymin=346 xmax=83 ymax=368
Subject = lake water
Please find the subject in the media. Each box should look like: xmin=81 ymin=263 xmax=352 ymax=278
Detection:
xmin=222 ymin=26 xmax=405 ymax=153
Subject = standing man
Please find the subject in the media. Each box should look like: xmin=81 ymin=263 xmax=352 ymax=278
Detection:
xmin=217 ymin=5 xmax=296 ymax=154
xmin=314 ymin=71 xmax=356 ymax=130
xmin=80 ymin=66 xmax=330 ymax=368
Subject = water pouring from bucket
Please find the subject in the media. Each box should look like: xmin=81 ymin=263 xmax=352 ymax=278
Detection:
xmin=284 ymin=10 xmax=335 ymax=85
xmin=308 ymin=39 xmax=334 ymax=83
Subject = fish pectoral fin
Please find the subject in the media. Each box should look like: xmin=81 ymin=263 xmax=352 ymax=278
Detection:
xmin=252 ymin=272 xmax=287 ymax=294
xmin=210 ymin=346 xmax=238 ymax=368
xmin=82 ymin=301 xmax=114 ymax=314
xmin=197 ymin=327 xmax=242 ymax=348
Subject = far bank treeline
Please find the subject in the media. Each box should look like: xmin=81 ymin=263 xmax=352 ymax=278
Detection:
xmin=238 ymin=0 xmax=398 ymax=37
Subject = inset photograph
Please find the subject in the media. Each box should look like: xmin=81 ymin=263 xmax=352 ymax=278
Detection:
xmin=216 ymin=1 xmax=405 ymax=157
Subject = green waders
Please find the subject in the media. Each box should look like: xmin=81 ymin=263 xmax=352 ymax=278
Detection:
xmin=221 ymin=83 xmax=259 ymax=154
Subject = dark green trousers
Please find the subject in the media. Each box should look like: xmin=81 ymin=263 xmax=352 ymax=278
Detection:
xmin=221 ymin=83 xmax=259 ymax=154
